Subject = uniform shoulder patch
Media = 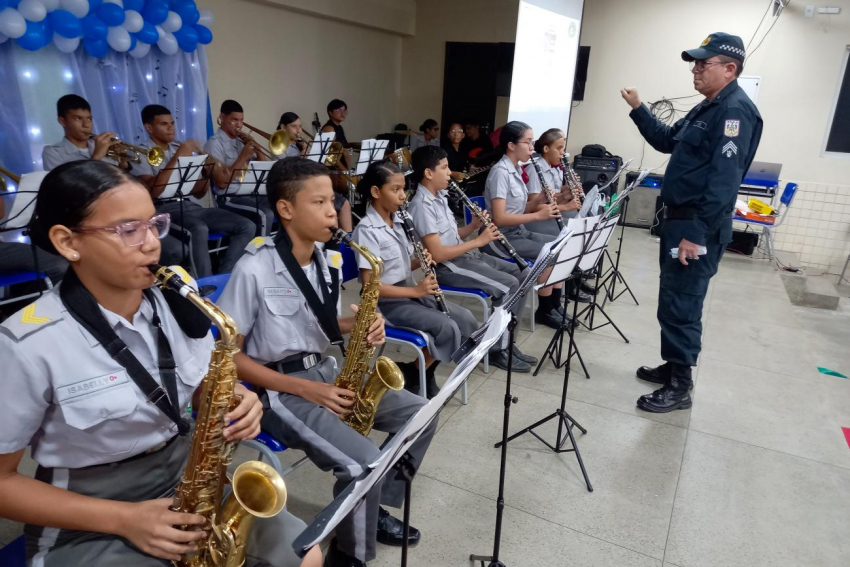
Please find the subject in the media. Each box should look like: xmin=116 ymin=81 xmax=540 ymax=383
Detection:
xmin=3 ymin=299 xmax=62 ymax=341
xmin=21 ymin=303 xmax=51 ymax=325
xmin=245 ymin=236 xmax=271 ymax=255
xmin=326 ymin=249 xmax=343 ymax=270
xmin=724 ymin=119 xmax=740 ymax=138
xmin=721 ymin=141 xmax=738 ymax=158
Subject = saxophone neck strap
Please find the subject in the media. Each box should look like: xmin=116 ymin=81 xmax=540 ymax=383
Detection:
xmin=273 ymin=229 xmax=344 ymax=350
xmin=59 ymin=270 xmax=191 ymax=435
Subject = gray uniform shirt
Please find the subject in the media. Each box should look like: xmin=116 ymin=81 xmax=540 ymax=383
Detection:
xmin=410 ymin=135 xmax=439 ymax=153
xmin=42 ymin=137 xmax=117 ymax=170
xmin=526 ymin=158 xmax=563 ymax=195
xmin=352 ymin=205 xmax=414 ymax=286
xmin=204 ymin=128 xmax=253 ymax=193
xmin=131 ymin=139 xmax=180 ymax=178
xmin=217 ymin=238 xmax=343 ymax=364
xmin=485 ymin=154 xmax=529 ymax=215
xmin=408 ymin=184 xmax=479 ymax=258
xmin=0 ymin=287 xmax=212 ymax=468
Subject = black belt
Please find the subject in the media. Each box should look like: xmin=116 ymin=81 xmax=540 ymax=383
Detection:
xmin=663 ymin=206 xmax=698 ymax=220
xmin=266 ymin=352 xmax=322 ymax=375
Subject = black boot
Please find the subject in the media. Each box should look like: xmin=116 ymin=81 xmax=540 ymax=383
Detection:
xmin=637 ymin=364 xmax=692 ymax=413
xmin=323 ymin=538 xmax=367 ymax=567
xmin=636 ymin=362 xmax=671 ymax=385
xmin=425 ymin=362 xmax=440 ymax=399
xmin=566 ymin=280 xmax=593 ymax=303
xmin=377 ymin=507 xmax=421 ymax=547
xmin=398 ymin=361 xmax=422 ymax=396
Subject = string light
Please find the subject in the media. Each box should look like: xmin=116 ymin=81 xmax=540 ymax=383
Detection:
xmin=146 ymin=73 xmax=153 ymax=81
xmin=23 ymin=70 xmax=32 ymax=80
xmin=63 ymin=71 xmax=73 ymax=81
xmin=177 ymin=83 xmax=183 ymax=89
xmin=30 ymin=127 xmax=41 ymax=137
xmin=191 ymin=107 xmax=197 ymax=113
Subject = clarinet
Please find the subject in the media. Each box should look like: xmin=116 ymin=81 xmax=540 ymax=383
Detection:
xmin=447 ymin=180 xmax=529 ymax=271
xmin=530 ymin=155 xmax=564 ymax=230
xmin=397 ymin=204 xmax=450 ymax=315
xmin=561 ymin=154 xmax=585 ymax=205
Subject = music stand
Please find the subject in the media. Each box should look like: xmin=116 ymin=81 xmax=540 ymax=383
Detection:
xmin=347 ymin=138 xmax=388 ymax=210
xmin=305 ymin=131 xmax=340 ymax=165
xmin=154 ymin=155 xmax=209 ymax=268
xmin=1 ymin=171 xmax=50 ymax=299
xmin=292 ymin=308 xmax=511 ymax=566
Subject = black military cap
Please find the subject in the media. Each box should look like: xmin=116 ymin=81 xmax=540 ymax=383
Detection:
xmin=681 ymin=32 xmax=745 ymax=62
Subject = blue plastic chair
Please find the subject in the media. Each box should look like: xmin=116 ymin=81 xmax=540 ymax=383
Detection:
xmin=0 ymin=271 xmax=53 ymax=307
xmin=0 ymin=535 xmax=24 ymax=567
xmin=207 ymin=232 xmax=229 ymax=255
xmin=733 ymin=182 xmax=798 ymax=263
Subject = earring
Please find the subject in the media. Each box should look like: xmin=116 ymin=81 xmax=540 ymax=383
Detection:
xmin=70 ymin=252 xmax=79 ymax=261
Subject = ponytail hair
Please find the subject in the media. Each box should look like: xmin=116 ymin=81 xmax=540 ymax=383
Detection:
xmin=419 ymin=118 xmax=438 ymax=132
xmin=277 ymin=111 xmax=299 ymax=130
xmin=497 ymin=120 xmax=531 ymax=156
xmin=534 ymin=128 xmax=565 ymax=154
xmin=29 ymin=161 xmax=139 ymax=255
xmin=356 ymin=160 xmax=404 ymax=204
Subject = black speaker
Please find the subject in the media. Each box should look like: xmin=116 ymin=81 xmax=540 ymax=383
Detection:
xmin=573 ymin=154 xmax=622 ymax=196
xmin=621 ymin=172 xmax=663 ymax=229
xmin=573 ymin=46 xmax=591 ymax=101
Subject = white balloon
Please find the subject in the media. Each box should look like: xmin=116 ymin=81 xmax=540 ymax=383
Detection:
xmin=18 ymin=0 xmax=47 ymax=22
xmin=102 ymin=0 xmax=123 ymax=6
xmin=122 ymin=9 xmax=143 ymax=33
xmin=0 ymin=8 xmax=27 ymax=39
xmin=0 ymin=32 xmax=8 ymax=44
xmin=106 ymin=25 xmax=131 ymax=51
xmin=40 ymin=0 xmax=60 ymax=10
xmin=157 ymin=30 xmax=178 ymax=55
xmin=197 ymin=8 xmax=214 ymax=28
xmin=60 ymin=0 xmax=90 ymax=19
xmin=53 ymin=32 xmax=80 ymax=53
xmin=128 ymin=40 xmax=150 ymax=58
xmin=161 ymin=10 xmax=181 ymax=33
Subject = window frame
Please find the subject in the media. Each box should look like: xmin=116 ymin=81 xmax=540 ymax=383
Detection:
xmin=821 ymin=45 xmax=850 ymax=159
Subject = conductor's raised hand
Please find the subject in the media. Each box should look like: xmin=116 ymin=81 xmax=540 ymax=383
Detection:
xmin=620 ymin=87 xmax=641 ymax=110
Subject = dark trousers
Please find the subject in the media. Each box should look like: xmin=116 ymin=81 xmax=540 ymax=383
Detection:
xmin=657 ymin=220 xmax=726 ymax=370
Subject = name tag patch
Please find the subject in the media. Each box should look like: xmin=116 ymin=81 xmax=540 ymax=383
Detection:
xmin=55 ymin=371 xmax=130 ymax=402
xmin=724 ymin=120 xmax=740 ymax=137
xmin=264 ymin=287 xmax=299 ymax=298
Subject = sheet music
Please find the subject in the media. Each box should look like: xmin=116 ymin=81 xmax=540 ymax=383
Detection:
xmin=292 ymin=311 xmax=508 ymax=555
xmin=157 ymin=155 xmax=207 ymax=200
xmin=355 ymin=139 xmax=389 ymax=175
xmin=578 ymin=215 xmax=619 ymax=272
xmin=228 ymin=161 xmax=274 ymax=196
xmin=0 ymin=171 xmax=47 ymax=229
xmin=542 ymin=217 xmax=597 ymax=286
xmin=306 ymin=131 xmax=337 ymax=163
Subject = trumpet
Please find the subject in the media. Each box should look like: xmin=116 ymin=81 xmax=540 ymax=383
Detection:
xmin=90 ymin=134 xmax=165 ymax=167
xmin=0 ymin=165 xmax=20 ymax=192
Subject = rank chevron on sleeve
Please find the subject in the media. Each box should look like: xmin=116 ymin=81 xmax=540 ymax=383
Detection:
xmin=722 ymin=141 xmax=738 ymax=158
xmin=21 ymin=303 xmax=51 ymax=325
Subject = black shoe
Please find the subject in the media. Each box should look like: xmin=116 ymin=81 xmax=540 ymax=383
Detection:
xmin=323 ymin=538 xmax=367 ymax=567
xmin=636 ymin=363 xmax=670 ymax=385
xmin=566 ymin=287 xmax=593 ymax=303
xmin=579 ymin=281 xmax=597 ymax=295
xmin=377 ymin=507 xmax=421 ymax=547
xmin=490 ymin=349 xmax=531 ymax=373
xmin=535 ymin=308 xmax=571 ymax=330
xmin=425 ymin=362 xmax=440 ymax=399
xmin=512 ymin=344 xmax=538 ymax=365
xmin=398 ymin=362 xmax=422 ymax=396
xmin=636 ymin=385 xmax=692 ymax=413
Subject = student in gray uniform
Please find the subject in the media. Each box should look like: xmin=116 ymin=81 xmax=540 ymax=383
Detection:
xmin=407 ymin=145 xmax=537 ymax=372
xmin=218 ymin=157 xmax=435 ymax=567
xmin=277 ymin=112 xmax=308 ymax=158
xmin=41 ymin=95 xmax=128 ymax=171
xmin=409 ymin=119 xmax=440 ymax=153
xmin=0 ymin=161 xmax=319 ymax=567
xmin=134 ymin=104 xmax=254 ymax=278
xmin=204 ymin=99 xmax=275 ymax=236
xmin=524 ymin=128 xmax=582 ymax=236
xmin=352 ymin=161 xmax=478 ymax=398
xmin=484 ymin=121 xmax=569 ymax=329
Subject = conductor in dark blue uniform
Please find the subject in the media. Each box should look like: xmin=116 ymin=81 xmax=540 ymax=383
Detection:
xmin=621 ymin=33 xmax=763 ymax=413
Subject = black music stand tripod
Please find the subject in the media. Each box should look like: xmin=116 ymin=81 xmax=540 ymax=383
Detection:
xmin=159 ymin=161 xmax=210 ymax=272
xmin=600 ymin=195 xmax=639 ymax=308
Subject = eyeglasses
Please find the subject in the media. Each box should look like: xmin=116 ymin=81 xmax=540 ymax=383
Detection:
xmin=449 ymin=129 xmax=464 ymax=134
xmin=689 ymin=60 xmax=726 ymax=72
xmin=72 ymin=213 xmax=171 ymax=247
xmin=515 ymin=139 xmax=535 ymax=146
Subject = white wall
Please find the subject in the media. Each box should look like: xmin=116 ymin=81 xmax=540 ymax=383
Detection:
xmin=203 ymin=0 xmax=406 ymax=141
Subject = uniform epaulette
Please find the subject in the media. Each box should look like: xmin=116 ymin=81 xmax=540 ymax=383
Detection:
xmin=326 ymin=249 xmax=343 ymax=270
xmin=245 ymin=236 xmax=274 ymax=255
xmin=2 ymin=298 xmax=63 ymax=341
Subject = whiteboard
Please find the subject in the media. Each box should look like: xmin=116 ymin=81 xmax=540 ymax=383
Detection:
xmin=738 ymin=75 xmax=761 ymax=104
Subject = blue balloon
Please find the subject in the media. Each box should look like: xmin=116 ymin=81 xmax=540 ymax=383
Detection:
xmin=142 ymin=0 xmax=169 ymax=25
xmin=16 ymin=19 xmax=49 ymax=51
xmin=88 ymin=0 xmax=103 ymax=11
xmin=175 ymin=3 xmax=198 ymax=25
xmin=136 ymin=20 xmax=158 ymax=44
xmin=97 ymin=2 xmax=125 ymax=26
xmin=83 ymin=36 xmax=109 ymax=58
xmin=194 ymin=23 xmax=211 ymax=45
xmin=82 ymin=14 xmax=107 ymax=40
xmin=174 ymin=24 xmax=197 ymax=52
xmin=173 ymin=0 xmax=195 ymax=8
xmin=0 ymin=1 xmax=9 ymax=11
xmin=129 ymin=34 xmax=137 ymax=51
xmin=123 ymin=0 xmax=144 ymax=10
xmin=49 ymin=10 xmax=83 ymax=39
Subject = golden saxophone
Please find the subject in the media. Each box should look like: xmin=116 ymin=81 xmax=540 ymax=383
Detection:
xmin=149 ymin=264 xmax=288 ymax=567
xmin=331 ymin=229 xmax=404 ymax=436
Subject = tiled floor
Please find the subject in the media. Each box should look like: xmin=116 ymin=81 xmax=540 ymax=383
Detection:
xmin=3 ymin=228 xmax=849 ymax=567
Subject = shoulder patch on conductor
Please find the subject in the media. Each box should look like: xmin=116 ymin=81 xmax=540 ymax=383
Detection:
xmin=724 ymin=120 xmax=740 ymax=138
xmin=721 ymin=141 xmax=738 ymax=158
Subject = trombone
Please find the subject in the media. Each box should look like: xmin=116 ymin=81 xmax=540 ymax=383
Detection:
xmin=0 ymin=164 xmax=20 ymax=192
xmin=90 ymin=134 xmax=165 ymax=167
xmin=241 ymin=122 xmax=289 ymax=160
